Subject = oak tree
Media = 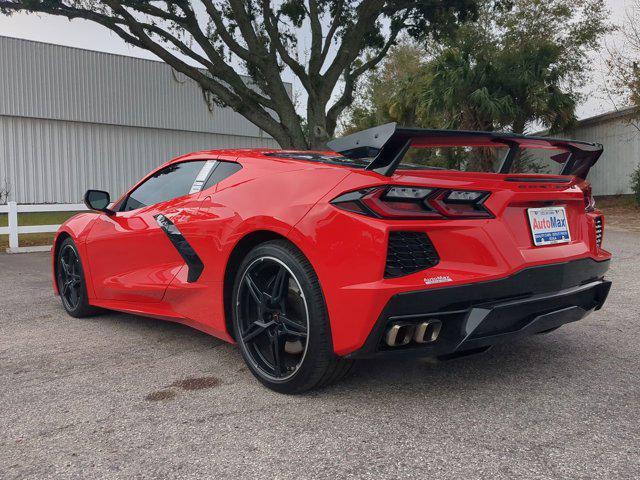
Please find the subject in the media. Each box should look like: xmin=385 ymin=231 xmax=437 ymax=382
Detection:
xmin=1 ymin=0 xmax=478 ymax=148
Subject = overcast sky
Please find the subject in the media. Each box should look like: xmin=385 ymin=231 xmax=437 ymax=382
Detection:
xmin=0 ymin=0 xmax=631 ymax=122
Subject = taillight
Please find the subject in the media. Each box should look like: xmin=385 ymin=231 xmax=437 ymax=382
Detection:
xmin=582 ymin=182 xmax=596 ymax=212
xmin=331 ymin=186 xmax=492 ymax=219
xmin=430 ymin=190 xmax=492 ymax=218
xmin=595 ymin=216 xmax=603 ymax=247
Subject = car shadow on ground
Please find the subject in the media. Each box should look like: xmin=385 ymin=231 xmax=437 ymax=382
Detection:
xmin=85 ymin=308 xmax=225 ymax=346
xmin=83 ymin=305 xmax=604 ymax=403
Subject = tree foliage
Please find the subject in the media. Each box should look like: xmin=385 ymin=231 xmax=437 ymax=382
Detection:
xmin=345 ymin=0 xmax=611 ymax=140
xmin=631 ymin=163 xmax=640 ymax=206
xmin=606 ymin=0 xmax=640 ymax=125
xmin=0 ymin=0 xmax=479 ymax=148
xmin=343 ymin=41 xmax=426 ymax=132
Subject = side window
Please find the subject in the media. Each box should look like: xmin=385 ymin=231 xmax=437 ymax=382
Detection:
xmin=203 ymin=161 xmax=242 ymax=191
xmin=121 ymin=161 xmax=206 ymax=211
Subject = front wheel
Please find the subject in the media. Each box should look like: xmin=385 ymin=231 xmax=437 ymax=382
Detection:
xmin=56 ymin=237 xmax=99 ymax=318
xmin=231 ymin=240 xmax=353 ymax=393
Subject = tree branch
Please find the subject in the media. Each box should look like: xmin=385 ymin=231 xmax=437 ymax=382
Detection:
xmin=121 ymin=0 xmax=278 ymax=110
xmin=326 ymin=17 xmax=406 ymax=133
xmin=199 ymin=0 xmax=261 ymax=65
xmin=0 ymin=0 xmax=289 ymax=143
xmin=320 ymin=0 xmax=386 ymax=101
xmin=320 ymin=0 xmax=345 ymax=65
xmin=308 ymin=0 xmax=324 ymax=75
xmin=260 ymin=0 xmax=312 ymax=91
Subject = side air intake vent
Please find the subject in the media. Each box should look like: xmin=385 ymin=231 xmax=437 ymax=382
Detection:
xmin=385 ymin=231 xmax=440 ymax=278
xmin=595 ymin=216 xmax=603 ymax=247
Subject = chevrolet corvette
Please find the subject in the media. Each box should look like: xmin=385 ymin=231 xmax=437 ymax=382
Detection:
xmin=53 ymin=124 xmax=611 ymax=392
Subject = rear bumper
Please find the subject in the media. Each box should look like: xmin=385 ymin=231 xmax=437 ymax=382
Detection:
xmin=346 ymin=258 xmax=611 ymax=359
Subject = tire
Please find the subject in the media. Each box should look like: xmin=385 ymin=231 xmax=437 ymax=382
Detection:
xmin=56 ymin=237 xmax=100 ymax=318
xmin=231 ymin=240 xmax=353 ymax=393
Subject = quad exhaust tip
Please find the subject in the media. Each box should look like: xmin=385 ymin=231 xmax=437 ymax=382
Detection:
xmin=414 ymin=320 xmax=442 ymax=344
xmin=385 ymin=323 xmax=414 ymax=347
xmin=385 ymin=319 xmax=442 ymax=347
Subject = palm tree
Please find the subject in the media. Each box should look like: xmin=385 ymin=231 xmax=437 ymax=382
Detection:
xmin=378 ymin=0 xmax=610 ymax=171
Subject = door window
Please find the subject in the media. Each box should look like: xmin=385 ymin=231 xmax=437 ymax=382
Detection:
xmin=202 ymin=161 xmax=242 ymax=190
xmin=121 ymin=161 xmax=207 ymax=211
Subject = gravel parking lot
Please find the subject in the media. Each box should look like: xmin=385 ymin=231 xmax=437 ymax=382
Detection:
xmin=1 ymin=230 xmax=638 ymax=479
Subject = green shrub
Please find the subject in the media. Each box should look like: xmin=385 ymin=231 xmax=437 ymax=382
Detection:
xmin=632 ymin=164 xmax=640 ymax=206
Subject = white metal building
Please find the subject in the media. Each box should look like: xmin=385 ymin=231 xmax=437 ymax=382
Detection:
xmin=557 ymin=107 xmax=640 ymax=196
xmin=0 ymin=36 xmax=282 ymax=204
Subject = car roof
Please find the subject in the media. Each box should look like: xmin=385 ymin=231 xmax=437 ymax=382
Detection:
xmin=166 ymin=148 xmax=344 ymax=166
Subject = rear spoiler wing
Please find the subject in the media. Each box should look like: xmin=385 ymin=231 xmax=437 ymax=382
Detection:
xmin=326 ymin=123 xmax=603 ymax=179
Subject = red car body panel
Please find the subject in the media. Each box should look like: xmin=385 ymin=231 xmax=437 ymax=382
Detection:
xmin=291 ymin=174 xmax=609 ymax=354
xmin=53 ymin=145 xmax=611 ymax=356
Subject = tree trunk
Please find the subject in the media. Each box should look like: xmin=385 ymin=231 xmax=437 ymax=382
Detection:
xmin=306 ymin=102 xmax=331 ymax=150
xmin=278 ymin=114 xmax=309 ymax=150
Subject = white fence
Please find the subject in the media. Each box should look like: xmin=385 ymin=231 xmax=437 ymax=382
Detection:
xmin=0 ymin=202 xmax=87 ymax=253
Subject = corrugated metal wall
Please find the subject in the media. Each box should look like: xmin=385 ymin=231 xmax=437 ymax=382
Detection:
xmin=563 ymin=116 xmax=639 ymax=196
xmin=0 ymin=36 xmax=274 ymax=138
xmin=0 ymin=116 xmax=278 ymax=204
xmin=0 ymin=36 xmax=283 ymax=204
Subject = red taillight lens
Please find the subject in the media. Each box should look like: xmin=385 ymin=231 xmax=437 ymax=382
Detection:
xmin=430 ymin=190 xmax=492 ymax=218
xmin=360 ymin=188 xmax=442 ymax=219
xmin=331 ymin=186 xmax=492 ymax=219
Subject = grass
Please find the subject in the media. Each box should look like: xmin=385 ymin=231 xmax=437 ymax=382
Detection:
xmin=0 ymin=211 xmax=83 ymax=227
xmin=0 ymin=211 xmax=84 ymax=251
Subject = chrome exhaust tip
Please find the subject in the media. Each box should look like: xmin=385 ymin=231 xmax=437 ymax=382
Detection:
xmin=385 ymin=323 xmax=415 ymax=347
xmin=414 ymin=320 xmax=442 ymax=344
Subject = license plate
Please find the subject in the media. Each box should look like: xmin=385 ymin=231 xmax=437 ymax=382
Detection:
xmin=527 ymin=207 xmax=571 ymax=246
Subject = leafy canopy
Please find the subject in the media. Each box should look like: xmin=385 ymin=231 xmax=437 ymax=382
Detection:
xmin=345 ymin=0 xmax=611 ymax=137
xmin=606 ymin=0 xmax=640 ymax=121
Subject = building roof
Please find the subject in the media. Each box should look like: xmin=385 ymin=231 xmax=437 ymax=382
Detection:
xmin=0 ymin=35 xmax=291 ymax=138
xmin=572 ymin=106 xmax=639 ymax=128
xmin=533 ymin=106 xmax=639 ymax=137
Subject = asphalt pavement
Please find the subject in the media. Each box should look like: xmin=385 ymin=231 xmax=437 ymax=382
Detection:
xmin=1 ymin=230 xmax=638 ymax=479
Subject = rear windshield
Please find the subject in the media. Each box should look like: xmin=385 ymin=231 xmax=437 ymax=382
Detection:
xmin=267 ymin=146 xmax=571 ymax=174
xmin=265 ymin=152 xmax=371 ymax=168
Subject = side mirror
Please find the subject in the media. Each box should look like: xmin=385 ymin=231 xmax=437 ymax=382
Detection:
xmin=84 ymin=190 xmax=114 ymax=214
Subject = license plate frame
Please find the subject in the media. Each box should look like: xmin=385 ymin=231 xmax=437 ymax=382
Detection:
xmin=527 ymin=206 xmax=571 ymax=246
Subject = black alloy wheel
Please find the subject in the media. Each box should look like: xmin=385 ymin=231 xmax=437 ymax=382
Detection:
xmin=235 ymin=256 xmax=309 ymax=381
xmin=56 ymin=237 xmax=98 ymax=318
xmin=58 ymin=244 xmax=82 ymax=311
xmin=232 ymin=241 xmax=353 ymax=393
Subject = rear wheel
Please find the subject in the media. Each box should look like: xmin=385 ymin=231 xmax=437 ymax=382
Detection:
xmin=56 ymin=237 xmax=99 ymax=318
xmin=232 ymin=240 xmax=353 ymax=393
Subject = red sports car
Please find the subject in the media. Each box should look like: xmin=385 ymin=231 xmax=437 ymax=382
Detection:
xmin=53 ymin=124 xmax=611 ymax=393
